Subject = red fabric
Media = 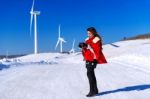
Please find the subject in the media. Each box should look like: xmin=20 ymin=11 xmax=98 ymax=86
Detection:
xmin=82 ymin=48 xmax=94 ymax=62
xmin=85 ymin=37 xmax=107 ymax=64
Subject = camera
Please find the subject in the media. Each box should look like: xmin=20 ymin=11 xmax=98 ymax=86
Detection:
xmin=78 ymin=42 xmax=88 ymax=48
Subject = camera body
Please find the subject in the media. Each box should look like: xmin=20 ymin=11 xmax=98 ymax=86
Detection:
xmin=78 ymin=42 xmax=88 ymax=48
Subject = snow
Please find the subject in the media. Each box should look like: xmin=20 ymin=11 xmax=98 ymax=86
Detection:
xmin=0 ymin=39 xmax=150 ymax=99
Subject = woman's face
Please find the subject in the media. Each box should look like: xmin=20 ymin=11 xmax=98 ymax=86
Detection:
xmin=87 ymin=31 xmax=94 ymax=38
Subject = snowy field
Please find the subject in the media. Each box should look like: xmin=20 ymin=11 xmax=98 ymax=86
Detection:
xmin=0 ymin=39 xmax=150 ymax=99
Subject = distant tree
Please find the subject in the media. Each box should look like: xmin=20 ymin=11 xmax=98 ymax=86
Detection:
xmin=123 ymin=33 xmax=150 ymax=41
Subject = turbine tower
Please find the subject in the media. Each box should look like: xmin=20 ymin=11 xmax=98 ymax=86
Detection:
xmin=55 ymin=24 xmax=66 ymax=53
xmin=30 ymin=0 xmax=40 ymax=54
xmin=69 ymin=39 xmax=76 ymax=53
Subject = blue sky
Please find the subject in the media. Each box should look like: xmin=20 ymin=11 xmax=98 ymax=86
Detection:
xmin=0 ymin=0 xmax=150 ymax=55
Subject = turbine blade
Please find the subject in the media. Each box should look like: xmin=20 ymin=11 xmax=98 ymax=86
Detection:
xmin=58 ymin=24 xmax=61 ymax=38
xmin=55 ymin=40 xmax=60 ymax=49
xmin=64 ymin=40 xmax=66 ymax=43
xmin=30 ymin=14 xmax=33 ymax=36
xmin=31 ymin=0 xmax=35 ymax=12
xmin=30 ymin=0 xmax=35 ymax=36
xmin=72 ymin=39 xmax=75 ymax=48
xmin=61 ymin=38 xmax=66 ymax=43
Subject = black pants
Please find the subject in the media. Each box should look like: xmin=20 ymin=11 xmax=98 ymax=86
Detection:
xmin=86 ymin=60 xmax=98 ymax=94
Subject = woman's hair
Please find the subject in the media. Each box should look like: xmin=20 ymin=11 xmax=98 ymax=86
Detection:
xmin=87 ymin=27 xmax=102 ymax=41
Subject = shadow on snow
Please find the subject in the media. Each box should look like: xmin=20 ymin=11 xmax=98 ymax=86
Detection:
xmin=110 ymin=43 xmax=120 ymax=47
xmin=0 ymin=64 xmax=10 ymax=70
xmin=96 ymin=84 xmax=150 ymax=96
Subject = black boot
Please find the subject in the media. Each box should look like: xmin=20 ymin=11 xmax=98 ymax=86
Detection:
xmin=86 ymin=92 xmax=95 ymax=97
xmin=94 ymin=85 xmax=99 ymax=94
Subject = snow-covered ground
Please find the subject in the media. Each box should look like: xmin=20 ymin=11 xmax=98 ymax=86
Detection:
xmin=0 ymin=39 xmax=150 ymax=99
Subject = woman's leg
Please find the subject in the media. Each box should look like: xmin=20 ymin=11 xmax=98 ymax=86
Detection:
xmin=93 ymin=60 xmax=98 ymax=93
xmin=87 ymin=67 xmax=95 ymax=94
xmin=86 ymin=61 xmax=98 ymax=96
xmin=92 ymin=69 xmax=98 ymax=94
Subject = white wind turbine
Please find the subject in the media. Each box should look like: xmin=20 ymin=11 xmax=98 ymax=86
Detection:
xmin=30 ymin=0 xmax=40 ymax=54
xmin=55 ymin=24 xmax=66 ymax=53
xmin=69 ymin=39 xmax=76 ymax=53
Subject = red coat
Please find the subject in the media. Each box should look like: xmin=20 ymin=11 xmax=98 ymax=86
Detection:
xmin=82 ymin=48 xmax=94 ymax=62
xmin=85 ymin=36 xmax=107 ymax=64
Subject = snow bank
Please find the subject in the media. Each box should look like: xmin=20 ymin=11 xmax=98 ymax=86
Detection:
xmin=0 ymin=39 xmax=150 ymax=99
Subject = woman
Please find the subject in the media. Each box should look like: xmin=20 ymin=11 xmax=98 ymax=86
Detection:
xmin=80 ymin=27 xmax=107 ymax=97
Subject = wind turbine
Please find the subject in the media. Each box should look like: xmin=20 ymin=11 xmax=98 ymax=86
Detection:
xmin=30 ymin=0 xmax=40 ymax=54
xmin=55 ymin=24 xmax=66 ymax=53
xmin=69 ymin=39 xmax=76 ymax=53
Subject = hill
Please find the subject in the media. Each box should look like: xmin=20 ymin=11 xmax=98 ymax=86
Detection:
xmin=122 ymin=33 xmax=150 ymax=41
xmin=0 ymin=39 xmax=150 ymax=99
